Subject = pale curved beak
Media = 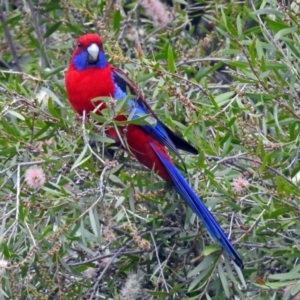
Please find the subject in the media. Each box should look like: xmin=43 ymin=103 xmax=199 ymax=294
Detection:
xmin=87 ymin=43 xmax=99 ymax=63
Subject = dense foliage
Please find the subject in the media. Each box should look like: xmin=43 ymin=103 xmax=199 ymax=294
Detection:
xmin=1 ymin=0 xmax=300 ymax=299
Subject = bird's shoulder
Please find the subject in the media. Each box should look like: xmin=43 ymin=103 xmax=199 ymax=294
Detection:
xmin=111 ymin=66 xmax=138 ymax=96
xmin=111 ymin=66 xmax=156 ymax=116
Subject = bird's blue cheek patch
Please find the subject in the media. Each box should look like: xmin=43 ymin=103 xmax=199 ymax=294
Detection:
xmin=74 ymin=50 xmax=107 ymax=70
xmin=98 ymin=51 xmax=107 ymax=68
xmin=74 ymin=51 xmax=88 ymax=71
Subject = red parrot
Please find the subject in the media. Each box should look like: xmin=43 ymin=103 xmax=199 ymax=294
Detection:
xmin=65 ymin=34 xmax=243 ymax=269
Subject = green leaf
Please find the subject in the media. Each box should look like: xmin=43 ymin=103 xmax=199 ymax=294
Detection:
xmin=188 ymin=255 xmax=216 ymax=278
xmin=146 ymin=291 xmax=170 ymax=296
xmin=1 ymin=242 xmax=11 ymax=258
xmin=269 ymin=264 xmax=300 ymax=280
xmin=88 ymin=133 xmax=115 ymax=144
xmin=169 ymin=283 xmax=185 ymax=295
xmin=202 ymin=244 xmax=221 ymax=256
xmin=167 ymin=44 xmax=176 ymax=73
xmin=43 ymin=22 xmax=62 ymax=38
xmin=274 ymin=28 xmax=297 ymax=41
xmin=113 ymin=10 xmax=122 ymax=32
xmin=44 ymin=87 xmax=64 ymax=106
xmin=89 ymin=208 xmax=101 ymax=239
xmin=71 ymin=145 xmax=91 ymax=171
xmin=7 ymin=110 xmax=25 ymax=120
xmin=291 ymin=282 xmax=300 ymax=296
xmin=188 ymin=259 xmax=215 ymax=292
xmin=265 ymin=17 xmax=290 ymax=32
xmin=90 ymin=113 xmax=108 ymax=123
xmin=218 ymin=262 xmax=230 ymax=298
xmin=214 ymin=92 xmax=235 ymax=106
xmin=137 ymin=72 xmax=155 ymax=82
xmin=249 ymin=36 xmax=257 ymax=65
xmin=47 ymin=97 xmax=61 ymax=119
xmin=0 ymin=13 xmax=21 ymax=28
xmin=254 ymin=281 xmax=295 ymax=289
xmin=236 ymin=14 xmax=242 ymax=39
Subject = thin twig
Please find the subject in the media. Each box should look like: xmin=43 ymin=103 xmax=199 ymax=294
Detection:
xmin=88 ymin=239 xmax=132 ymax=300
xmin=0 ymin=70 xmax=44 ymax=81
xmin=235 ymin=195 xmax=273 ymax=244
xmin=150 ymin=232 xmax=169 ymax=292
xmin=176 ymin=57 xmax=230 ymax=67
xmin=0 ymin=5 xmax=22 ymax=72
xmin=69 ymin=249 xmax=150 ymax=267
xmin=26 ymin=0 xmax=52 ymax=69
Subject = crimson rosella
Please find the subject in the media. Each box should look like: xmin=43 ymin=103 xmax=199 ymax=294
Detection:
xmin=65 ymin=34 xmax=243 ymax=269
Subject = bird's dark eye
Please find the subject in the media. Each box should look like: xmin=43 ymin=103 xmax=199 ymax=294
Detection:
xmin=77 ymin=43 xmax=82 ymax=48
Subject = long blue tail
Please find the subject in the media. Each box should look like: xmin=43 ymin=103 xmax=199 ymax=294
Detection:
xmin=150 ymin=143 xmax=243 ymax=269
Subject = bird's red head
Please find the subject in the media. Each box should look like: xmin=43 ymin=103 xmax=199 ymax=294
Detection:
xmin=74 ymin=34 xmax=103 ymax=55
xmin=71 ymin=33 xmax=107 ymax=70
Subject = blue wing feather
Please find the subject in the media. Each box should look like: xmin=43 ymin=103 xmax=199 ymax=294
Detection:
xmin=112 ymin=75 xmax=177 ymax=151
xmin=150 ymin=142 xmax=243 ymax=269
